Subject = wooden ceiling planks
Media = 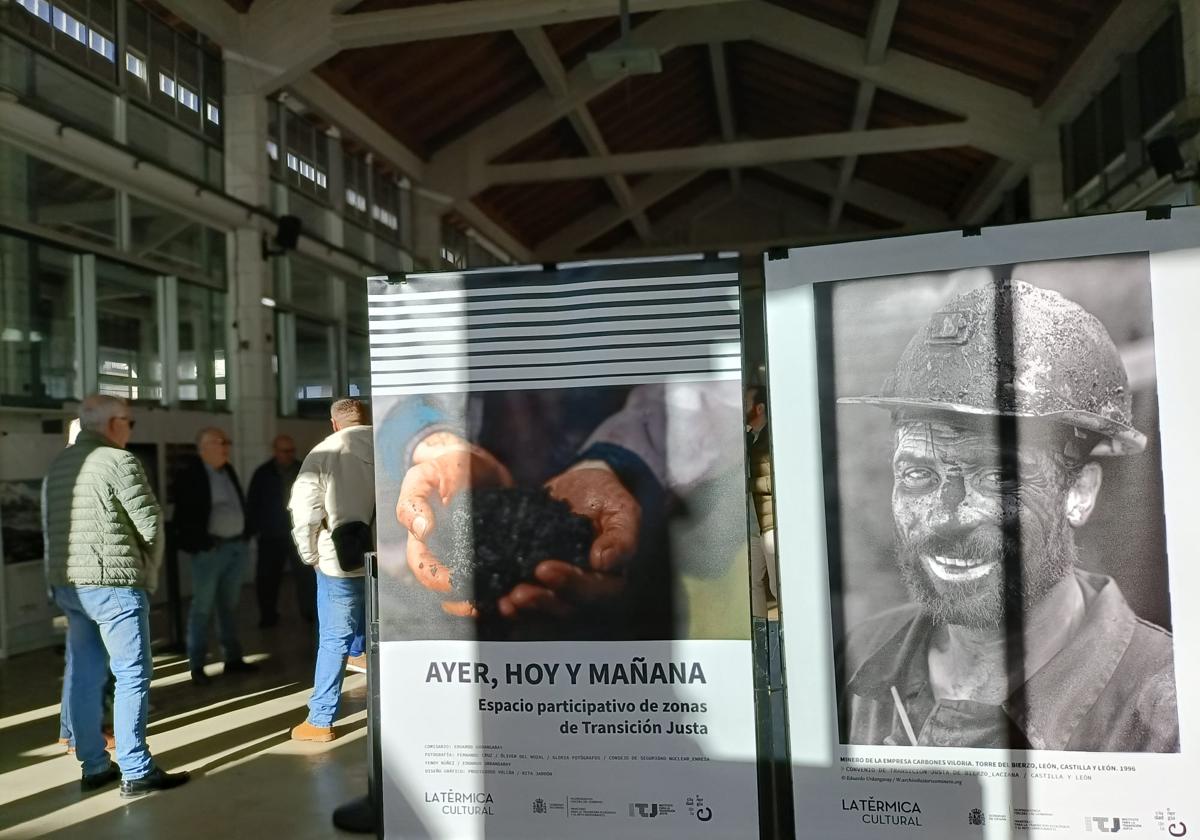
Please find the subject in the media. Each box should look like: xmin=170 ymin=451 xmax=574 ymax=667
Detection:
xmin=478 ymin=179 xmax=615 ymax=247
xmin=729 ymin=43 xmax=858 ymax=140
xmin=317 ymin=30 xmax=542 ymax=159
xmin=302 ymin=1 xmax=1126 ymax=254
xmin=588 ymin=45 xmax=719 ymax=155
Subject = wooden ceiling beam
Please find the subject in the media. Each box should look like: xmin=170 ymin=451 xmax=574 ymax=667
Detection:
xmin=707 ymin=43 xmax=741 ymax=193
xmin=767 ymin=161 xmax=950 ymax=229
xmin=537 ymin=171 xmax=707 ymax=258
xmin=960 ymin=0 xmax=1173 ymax=223
xmin=515 ymin=27 xmax=654 ymax=242
xmin=331 ymin=0 xmax=748 ymax=49
xmin=428 ymin=8 xmax=712 ymax=190
xmin=486 ymin=123 xmax=974 ymax=184
xmin=733 ymin=1 xmax=1038 ymax=161
xmin=828 ymin=0 xmax=898 ymax=231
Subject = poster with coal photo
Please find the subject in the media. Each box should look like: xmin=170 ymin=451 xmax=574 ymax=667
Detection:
xmin=766 ymin=210 xmax=1200 ymax=839
xmin=368 ymin=259 xmax=760 ymax=840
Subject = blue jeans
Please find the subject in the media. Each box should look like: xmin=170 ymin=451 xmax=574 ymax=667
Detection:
xmin=308 ymin=572 xmax=364 ymax=727
xmin=187 ymin=540 xmax=248 ymax=670
xmin=52 ymin=586 xmax=154 ymax=780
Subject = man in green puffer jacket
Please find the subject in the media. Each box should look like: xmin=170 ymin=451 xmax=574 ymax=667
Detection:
xmin=45 ymin=394 xmax=190 ymax=799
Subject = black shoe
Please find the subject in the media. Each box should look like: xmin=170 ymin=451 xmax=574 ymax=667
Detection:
xmin=191 ymin=669 xmax=211 ymax=686
xmin=81 ymin=761 xmax=120 ymax=792
xmin=223 ymin=658 xmax=259 ymax=675
xmin=120 ymin=766 xmax=190 ymax=799
xmin=332 ymin=794 xmax=377 ymax=833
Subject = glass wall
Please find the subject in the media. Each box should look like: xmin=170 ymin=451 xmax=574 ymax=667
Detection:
xmin=95 ymin=259 xmax=160 ymax=401
xmin=0 ymin=234 xmax=76 ymax=405
xmin=2 ymin=1 xmax=224 ymax=188
xmin=176 ymin=281 xmax=226 ymax=409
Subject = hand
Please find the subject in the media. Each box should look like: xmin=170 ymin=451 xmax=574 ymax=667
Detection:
xmin=495 ymin=460 xmax=640 ymax=620
xmin=395 ymin=432 xmax=512 ymax=614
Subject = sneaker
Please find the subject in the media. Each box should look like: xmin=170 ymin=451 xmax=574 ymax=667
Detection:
xmin=191 ymin=669 xmax=212 ymax=687
xmin=81 ymin=761 xmax=121 ymax=792
xmin=290 ymin=720 xmax=334 ymax=742
xmin=120 ymin=766 xmax=191 ymax=799
xmin=223 ymin=658 xmax=259 ymax=675
xmin=345 ymin=654 xmax=367 ymax=674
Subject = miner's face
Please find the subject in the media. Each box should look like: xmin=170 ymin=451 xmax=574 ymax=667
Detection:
xmin=890 ymin=417 xmax=1100 ymax=629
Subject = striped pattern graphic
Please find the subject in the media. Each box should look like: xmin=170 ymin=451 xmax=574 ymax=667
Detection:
xmin=368 ymin=267 xmax=742 ymax=396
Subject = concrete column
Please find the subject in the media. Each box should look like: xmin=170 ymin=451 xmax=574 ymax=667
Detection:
xmin=1028 ymin=151 xmax=1065 ymax=220
xmin=411 ymin=190 xmax=446 ymax=269
xmin=1181 ymin=0 xmax=1200 ymax=97
xmin=222 ymin=58 xmax=275 ymax=477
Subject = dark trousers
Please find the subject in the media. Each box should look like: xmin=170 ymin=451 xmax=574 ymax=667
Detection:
xmin=257 ymin=534 xmax=315 ymax=622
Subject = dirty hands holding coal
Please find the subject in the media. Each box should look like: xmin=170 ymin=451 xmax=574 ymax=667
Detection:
xmin=395 ymin=432 xmax=640 ymax=618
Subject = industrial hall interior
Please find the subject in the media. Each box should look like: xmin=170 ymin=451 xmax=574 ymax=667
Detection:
xmin=0 ymin=0 xmax=1197 ymax=837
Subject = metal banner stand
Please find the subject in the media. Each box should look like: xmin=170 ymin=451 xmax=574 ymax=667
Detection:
xmin=331 ymin=551 xmax=383 ymax=836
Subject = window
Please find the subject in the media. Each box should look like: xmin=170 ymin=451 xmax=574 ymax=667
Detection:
xmin=95 ymin=261 xmax=161 ymax=402
xmin=347 ymin=330 xmax=370 ymax=399
xmin=16 ymin=0 xmax=52 ymax=23
xmin=206 ymin=102 xmax=220 ymax=125
xmin=176 ymin=282 xmax=227 ymax=408
xmin=125 ymin=51 xmax=147 ymax=80
xmin=158 ymin=72 xmax=175 ymax=97
xmin=0 ymin=235 xmax=76 ymax=405
xmin=276 ymin=312 xmax=336 ymax=418
xmin=87 ymin=28 xmax=113 ymax=61
xmin=346 ymin=188 xmax=367 ymax=213
xmin=267 ymin=140 xmax=279 ymax=161
xmin=51 ymin=7 xmax=85 ymax=44
xmin=177 ymin=84 xmax=199 ymax=112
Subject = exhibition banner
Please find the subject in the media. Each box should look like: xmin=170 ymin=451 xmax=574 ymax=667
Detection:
xmin=368 ymin=258 xmax=760 ymax=839
xmin=765 ymin=208 xmax=1200 ymax=839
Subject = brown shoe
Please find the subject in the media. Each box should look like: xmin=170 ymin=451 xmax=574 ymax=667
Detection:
xmin=290 ymin=721 xmax=334 ymax=742
xmin=345 ymin=654 xmax=367 ymax=674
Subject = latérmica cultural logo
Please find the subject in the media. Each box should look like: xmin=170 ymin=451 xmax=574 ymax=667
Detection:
xmin=841 ymin=796 xmax=924 ymax=827
xmin=424 ymin=789 xmax=495 ymax=816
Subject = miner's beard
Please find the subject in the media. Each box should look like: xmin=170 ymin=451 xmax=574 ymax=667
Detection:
xmin=894 ymin=512 xmax=1078 ymax=630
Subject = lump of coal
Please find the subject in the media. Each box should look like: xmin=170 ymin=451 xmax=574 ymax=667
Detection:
xmin=428 ymin=487 xmax=594 ymax=612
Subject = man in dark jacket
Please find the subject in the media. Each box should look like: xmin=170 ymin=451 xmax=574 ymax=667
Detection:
xmin=174 ymin=427 xmax=258 ymax=685
xmin=246 ymin=434 xmax=314 ymax=626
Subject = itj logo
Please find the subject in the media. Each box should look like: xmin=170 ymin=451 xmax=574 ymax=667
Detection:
xmin=1092 ymin=817 xmax=1123 ymax=834
xmin=630 ymin=804 xmax=661 ymax=818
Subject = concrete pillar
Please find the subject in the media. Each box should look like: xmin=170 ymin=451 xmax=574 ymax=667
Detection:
xmin=222 ymin=58 xmax=276 ymax=477
xmin=411 ymin=190 xmax=446 ymax=270
xmin=1181 ymin=0 xmax=1200 ymax=97
xmin=1028 ymin=151 xmax=1065 ymax=220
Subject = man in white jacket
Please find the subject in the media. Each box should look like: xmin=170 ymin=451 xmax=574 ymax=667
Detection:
xmin=289 ymin=398 xmax=375 ymax=742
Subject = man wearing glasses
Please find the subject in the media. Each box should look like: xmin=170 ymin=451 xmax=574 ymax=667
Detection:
xmin=44 ymin=394 xmax=190 ymax=797
xmin=175 ymin=427 xmax=258 ymax=685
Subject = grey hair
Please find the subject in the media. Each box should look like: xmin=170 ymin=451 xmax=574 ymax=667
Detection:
xmin=331 ymin=398 xmax=368 ymax=426
xmin=79 ymin=394 xmax=127 ymax=432
xmin=196 ymin=426 xmax=228 ymax=446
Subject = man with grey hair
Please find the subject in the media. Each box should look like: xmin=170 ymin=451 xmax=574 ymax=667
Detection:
xmin=289 ymin=398 xmax=375 ymax=742
xmin=45 ymin=394 xmax=190 ymax=797
xmin=174 ymin=426 xmax=257 ymax=685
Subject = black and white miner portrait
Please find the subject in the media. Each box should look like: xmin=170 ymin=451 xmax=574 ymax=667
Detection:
xmin=816 ymin=252 xmax=1178 ymax=753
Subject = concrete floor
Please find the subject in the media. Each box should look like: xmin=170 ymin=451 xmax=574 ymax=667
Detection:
xmin=0 ymin=583 xmax=368 ymax=839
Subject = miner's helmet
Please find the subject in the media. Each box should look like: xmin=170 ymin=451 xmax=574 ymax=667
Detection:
xmin=839 ymin=278 xmax=1146 ymax=456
